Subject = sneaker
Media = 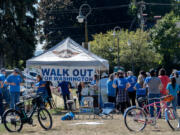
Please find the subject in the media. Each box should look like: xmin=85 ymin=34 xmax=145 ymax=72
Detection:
xmin=177 ymin=123 xmax=180 ymax=129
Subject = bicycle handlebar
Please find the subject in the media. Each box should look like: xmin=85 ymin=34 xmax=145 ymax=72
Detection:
xmin=148 ymin=95 xmax=172 ymax=101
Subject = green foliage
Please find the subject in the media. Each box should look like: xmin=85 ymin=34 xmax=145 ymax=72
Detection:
xmin=0 ymin=0 xmax=38 ymax=69
xmin=150 ymin=11 xmax=180 ymax=72
xmin=90 ymin=29 xmax=162 ymax=73
xmin=39 ymin=0 xmax=133 ymax=49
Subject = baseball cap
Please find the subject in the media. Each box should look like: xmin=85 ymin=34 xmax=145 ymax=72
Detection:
xmin=1 ymin=68 xmax=6 ymax=72
xmin=14 ymin=68 xmax=20 ymax=73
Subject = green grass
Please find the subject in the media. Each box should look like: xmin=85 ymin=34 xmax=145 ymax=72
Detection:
xmin=0 ymin=123 xmax=6 ymax=132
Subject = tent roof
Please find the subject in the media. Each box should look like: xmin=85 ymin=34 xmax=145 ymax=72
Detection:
xmin=26 ymin=37 xmax=109 ymax=70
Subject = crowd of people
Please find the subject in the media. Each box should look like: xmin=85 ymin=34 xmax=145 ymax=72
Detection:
xmin=106 ymin=68 xmax=180 ymax=116
xmin=0 ymin=67 xmax=180 ymax=122
xmin=0 ymin=68 xmax=53 ymax=122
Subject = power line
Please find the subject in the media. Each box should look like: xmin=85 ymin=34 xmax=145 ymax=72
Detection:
xmin=46 ymin=20 xmax=132 ymax=30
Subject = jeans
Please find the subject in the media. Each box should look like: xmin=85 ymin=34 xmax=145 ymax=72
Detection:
xmin=128 ymin=91 xmax=136 ymax=106
xmin=10 ymin=92 xmax=20 ymax=110
xmin=148 ymin=93 xmax=161 ymax=117
xmin=62 ymin=94 xmax=70 ymax=109
xmin=1 ymin=87 xmax=10 ymax=104
xmin=0 ymin=93 xmax=4 ymax=117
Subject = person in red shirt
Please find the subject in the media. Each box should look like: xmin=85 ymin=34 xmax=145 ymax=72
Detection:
xmin=158 ymin=68 xmax=170 ymax=96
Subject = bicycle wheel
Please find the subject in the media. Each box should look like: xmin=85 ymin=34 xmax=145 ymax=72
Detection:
xmin=3 ymin=109 xmax=23 ymax=132
xmin=38 ymin=108 xmax=53 ymax=130
xmin=124 ymin=107 xmax=147 ymax=132
xmin=165 ymin=107 xmax=180 ymax=130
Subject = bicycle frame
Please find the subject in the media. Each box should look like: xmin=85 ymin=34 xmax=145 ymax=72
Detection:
xmin=139 ymin=98 xmax=175 ymax=125
xmin=20 ymin=104 xmax=38 ymax=124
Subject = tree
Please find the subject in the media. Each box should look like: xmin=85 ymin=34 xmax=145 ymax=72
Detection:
xmin=38 ymin=0 xmax=133 ymax=49
xmin=0 ymin=0 xmax=38 ymax=69
xmin=150 ymin=11 xmax=180 ymax=73
xmin=90 ymin=29 xmax=162 ymax=73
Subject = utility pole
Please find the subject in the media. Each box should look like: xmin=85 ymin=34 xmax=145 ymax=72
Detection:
xmin=138 ymin=1 xmax=146 ymax=31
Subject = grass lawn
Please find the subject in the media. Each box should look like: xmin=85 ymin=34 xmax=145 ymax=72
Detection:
xmin=1 ymin=112 xmax=180 ymax=135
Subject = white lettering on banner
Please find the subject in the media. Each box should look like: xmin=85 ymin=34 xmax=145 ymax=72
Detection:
xmin=41 ymin=67 xmax=95 ymax=82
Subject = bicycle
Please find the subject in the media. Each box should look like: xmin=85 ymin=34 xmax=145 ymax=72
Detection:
xmin=3 ymin=93 xmax=53 ymax=132
xmin=124 ymin=95 xmax=180 ymax=132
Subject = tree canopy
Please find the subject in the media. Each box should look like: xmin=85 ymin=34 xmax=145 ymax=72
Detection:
xmin=90 ymin=29 xmax=162 ymax=73
xmin=0 ymin=0 xmax=38 ymax=69
xmin=150 ymin=11 xmax=180 ymax=73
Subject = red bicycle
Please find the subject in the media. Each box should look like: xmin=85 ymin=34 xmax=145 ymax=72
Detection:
xmin=124 ymin=95 xmax=180 ymax=132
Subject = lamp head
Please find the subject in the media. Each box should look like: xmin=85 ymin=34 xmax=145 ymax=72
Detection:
xmin=76 ymin=13 xmax=85 ymax=23
xmin=112 ymin=31 xmax=116 ymax=37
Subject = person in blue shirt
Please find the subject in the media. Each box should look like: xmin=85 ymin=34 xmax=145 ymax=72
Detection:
xmin=107 ymin=74 xmax=116 ymax=103
xmin=5 ymin=68 xmax=22 ymax=109
xmin=58 ymin=81 xmax=71 ymax=110
xmin=166 ymin=77 xmax=180 ymax=112
xmin=113 ymin=71 xmax=130 ymax=114
xmin=0 ymin=68 xmax=10 ymax=104
xmin=35 ymin=75 xmax=48 ymax=100
xmin=126 ymin=71 xmax=137 ymax=106
xmin=0 ymin=76 xmax=4 ymax=120
xmin=134 ymin=74 xmax=146 ymax=107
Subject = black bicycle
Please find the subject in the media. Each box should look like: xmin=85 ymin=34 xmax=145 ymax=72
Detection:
xmin=3 ymin=93 xmax=53 ymax=132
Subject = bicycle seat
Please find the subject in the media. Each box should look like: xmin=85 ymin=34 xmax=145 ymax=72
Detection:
xmin=137 ymin=97 xmax=147 ymax=103
xmin=16 ymin=101 xmax=24 ymax=108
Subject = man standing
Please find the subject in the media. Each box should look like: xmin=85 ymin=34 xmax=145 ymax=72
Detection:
xmin=0 ymin=68 xmax=10 ymax=104
xmin=144 ymin=69 xmax=162 ymax=118
xmin=5 ymin=68 xmax=22 ymax=109
xmin=126 ymin=71 xmax=137 ymax=106
xmin=58 ymin=81 xmax=71 ymax=110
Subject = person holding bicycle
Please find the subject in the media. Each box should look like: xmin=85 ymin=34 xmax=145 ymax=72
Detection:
xmin=144 ymin=69 xmax=162 ymax=118
xmin=35 ymin=75 xmax=48 ymax=101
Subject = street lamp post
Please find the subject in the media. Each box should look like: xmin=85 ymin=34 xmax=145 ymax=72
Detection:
xmin=113 ymin=26 xmax=121 ymax=68
xmin=127 ymin=40 xmax=134 ymax=72
xmin=76 ymin=4 xmax=92 ymax=49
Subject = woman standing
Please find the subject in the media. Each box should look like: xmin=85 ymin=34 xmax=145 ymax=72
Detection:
xmin=172 ymin=71 xmax=180 ymax=106
xmin=113 ymin=71 xmax=130 ymax=114
xmin=158 ymin=68 xmax=170 ymax=96
xmin=166 ymin=77 xmax=180 ymax=115
xmin=107 ymin=74 xmax=116 ymax=103
xmin=134 ymin=74 xmax=146 ymax=107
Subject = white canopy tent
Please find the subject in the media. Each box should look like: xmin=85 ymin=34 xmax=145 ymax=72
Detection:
xmin=26 ymin=37 xmax=109 ymax=109
xmin=26 ymin=37 xmax=109 ymax=71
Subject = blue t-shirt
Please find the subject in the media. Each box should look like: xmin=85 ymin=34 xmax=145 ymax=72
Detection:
xmin=6 ymin=74 xmax=22 ymax=93
xmin=0 ymin=73 xmax=7 ymax=88
xmin=135 ymin=83 xmax=146 ymax=96
xmin=166 ymin=83 xmax=179 ymax=97
xmin=126 ymin=76 xmax=137 ymax=92
xmin=113 ymin=78 xmax=128 ymax=89
xmin=36 ymin=80 xmax=47 ymax=96
xmin=107 ymin=80 xmax=116 ymax=97
xmin=58 ymin=81 xmax=70 ymax=95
